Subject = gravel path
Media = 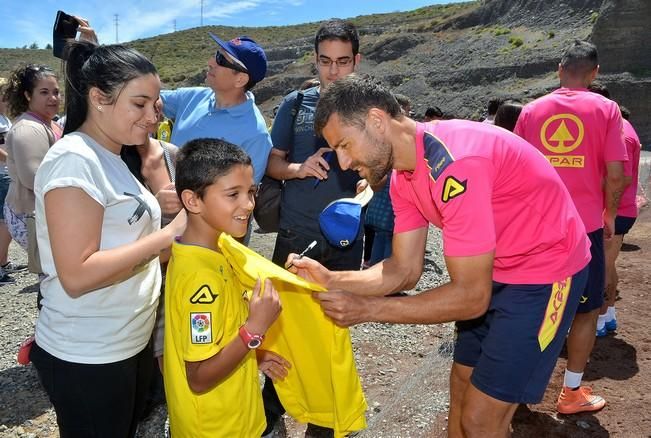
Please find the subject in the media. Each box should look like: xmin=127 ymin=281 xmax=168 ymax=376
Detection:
xmin=0 ymin=225 xmax=454 ymax=437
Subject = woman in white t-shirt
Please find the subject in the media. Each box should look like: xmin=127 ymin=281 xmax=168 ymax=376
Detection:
xmin=29 ymin=40 xmax=185 ymax=438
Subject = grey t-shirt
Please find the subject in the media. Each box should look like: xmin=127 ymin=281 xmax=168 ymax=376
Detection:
xmin=271 ymin=86 xmax=360 ymax=236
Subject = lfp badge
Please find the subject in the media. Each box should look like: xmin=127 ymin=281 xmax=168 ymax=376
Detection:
xmin=190 ymin=312 xmax=212 ymax=344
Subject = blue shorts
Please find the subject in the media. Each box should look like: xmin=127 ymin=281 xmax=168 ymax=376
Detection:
xmin=576 ymin=229 xmax=605 ymax=313
xmin=0 ymin=174 xmax=10 ymax=221
xmin=615 ymin=216 xmax=636 ymax=236
xmin=453 ymin=265 xmax=588 ymax=404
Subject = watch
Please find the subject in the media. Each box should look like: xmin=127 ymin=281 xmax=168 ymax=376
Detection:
xmin=239 ymin=325 xmax=264 ymax=349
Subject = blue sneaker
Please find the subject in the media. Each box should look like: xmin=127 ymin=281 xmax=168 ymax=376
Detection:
xmin=605 ymin=318 xmax=617 ymax=332
xmin=596 ymin=326 xmax=608 ymax=337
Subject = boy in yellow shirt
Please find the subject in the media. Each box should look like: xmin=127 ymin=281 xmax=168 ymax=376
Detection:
xmin=164 ymin=138 xmax=290 ymax=437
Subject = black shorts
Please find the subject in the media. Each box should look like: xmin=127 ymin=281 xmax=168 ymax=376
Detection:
xmin=576 ymin=229 xmax=605 ymax=313
xmin=453 ymin=266 xmax=588 ymax=404
xmin=615 ymin=216 xmax=636 ymax=236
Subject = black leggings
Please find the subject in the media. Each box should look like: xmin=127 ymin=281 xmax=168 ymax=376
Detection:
xmin=30 ymin=341 xmax=152 ymax=438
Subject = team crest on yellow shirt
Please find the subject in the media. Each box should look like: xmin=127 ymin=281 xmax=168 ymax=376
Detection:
xmin=190 ymin=285 xmax=218 ymax=304
xmin=540 ymin=114 xmax=585 ymax=168
xmin=190 ymin=312 xmax=212 ymax=344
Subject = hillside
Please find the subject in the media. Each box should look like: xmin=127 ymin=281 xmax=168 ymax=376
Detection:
xmin=1 ymin=0 xmax=649 ymax=145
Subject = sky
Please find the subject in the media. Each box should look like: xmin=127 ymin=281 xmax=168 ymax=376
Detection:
xmin=1 ymin=0 xmax=458 ymax=49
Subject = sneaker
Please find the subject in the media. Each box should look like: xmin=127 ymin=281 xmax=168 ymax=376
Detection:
xmin=0 ymin=273 xmax=15 ymax=285
xmin=557 ymin=386 xmax=606 ymax=414
xmin=261 ymin=417 xmax=287 ymax=438
xmin=605 ymin=318 xmax=617 ymax=332
xmin=1 ymin=261 xmax=28 ymax=273
xmin=596 ymin=326 xmax=608 ymax=337
xmin=17 ymin=335 xmax=35 ymax=365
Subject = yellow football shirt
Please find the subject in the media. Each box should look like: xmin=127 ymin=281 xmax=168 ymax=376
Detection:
xmin=163 ymin=241 xmax=265 ymax=438
xmin=218 ymin=234 xmax=367 ymax=437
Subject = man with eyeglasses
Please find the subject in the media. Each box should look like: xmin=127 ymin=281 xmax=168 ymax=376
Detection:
xmin=262 ymin=19 xmax=363 ymax=438
xmin=160 ymin=33 xmax=272 ymax=185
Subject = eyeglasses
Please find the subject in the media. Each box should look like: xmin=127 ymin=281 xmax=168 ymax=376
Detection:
xmin=215 ymin=51 xmax=248 ymax=74
xmin=317 ymin=56 xmax=354 ymax=68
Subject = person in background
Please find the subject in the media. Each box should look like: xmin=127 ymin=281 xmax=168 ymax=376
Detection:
xmin=2 ymin=65 xmax=62 ymax=257
xmin=0 ymin=87 xmax=27 ymax=284
xmin=160 ymin=33 xmax=272 ymax=186
xmin=514 ymin=40 xmax=627 ymax=414
xmin=29 ymin=40 xmax=185 ymax=437
xmin=423 ymin=106 xmax=444 ymax=122
xmin=482 ymin=97 xmax=504 ymax=124
xmin=262 ymin=18 xmax=364 ymax=437
xmin=494 ymin=100 xmax=524 ymax=132
xmin=586 ymin=82 xmax=642 ymax=336
xmin=121 ymin=99 xmax=182 ymax=418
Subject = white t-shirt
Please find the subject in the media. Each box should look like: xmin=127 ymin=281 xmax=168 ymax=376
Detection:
xmin=34 ymin=132 xmax=162 ymax=364
xmin=0 ymin=114 xmax=11 ymax=175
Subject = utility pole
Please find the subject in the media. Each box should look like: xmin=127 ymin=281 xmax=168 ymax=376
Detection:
xmin=173 ymin=19 xmax=177 ymax=32
xmin=200 ymin=0 xmax=204 ymax=26
xmin=114 ymin=14 xmax=119 ymax=43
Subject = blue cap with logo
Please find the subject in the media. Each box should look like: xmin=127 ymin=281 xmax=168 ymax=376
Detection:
xmin=319 ymin=185 xmax=374 ymax=249
xmin=208 ymin=32 xmax=267 ymax=84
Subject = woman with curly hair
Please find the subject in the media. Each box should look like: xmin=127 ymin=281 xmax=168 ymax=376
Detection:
xmin=2 ymin=64 xmax=61 ymax=254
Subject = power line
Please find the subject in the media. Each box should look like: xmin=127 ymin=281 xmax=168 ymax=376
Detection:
xmin=114 ymin=14 xmax=119 ymax=43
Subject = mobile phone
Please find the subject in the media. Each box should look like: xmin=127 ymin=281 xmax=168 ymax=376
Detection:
xmin=52 ymin=10 xmax=79 ymax=59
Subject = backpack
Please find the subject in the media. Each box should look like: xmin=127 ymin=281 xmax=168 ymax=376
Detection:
xmin=253 ymin=91 xmax=304 ymax=233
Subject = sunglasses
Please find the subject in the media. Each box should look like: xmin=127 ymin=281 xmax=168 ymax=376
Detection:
xmin=215 ymin=51 xmax=248 ymax=74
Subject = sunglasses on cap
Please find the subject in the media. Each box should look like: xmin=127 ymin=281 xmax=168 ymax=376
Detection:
xmin=215 ymin=51 xmax=248 ymax=74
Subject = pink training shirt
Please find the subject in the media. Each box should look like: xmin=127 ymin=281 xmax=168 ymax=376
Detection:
xmin=390 ymin=120 xmax=590 ymax=285
xmin=514 ymin=88 xmax=627 ymax=232
xmin=618 ymin=119 xmax=642 ymax=218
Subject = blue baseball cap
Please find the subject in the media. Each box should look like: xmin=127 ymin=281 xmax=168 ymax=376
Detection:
xmin=319 ymin=186 xmax=374 ymax=249
xmin=208 ymin=32 xmax=267 ymax=84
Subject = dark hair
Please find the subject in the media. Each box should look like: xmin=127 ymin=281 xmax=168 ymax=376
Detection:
xmin=587 ymin=81 xmax=610 ymax=99
xmin=486 ymin=97 xmax=504 ymax=116
xmin=299 ymin=78 xmax=320 ymax=90
xmin=175 ymin=138 xmax=252 ymax=203
xmin=620 ymin=105 xmax=631 ymax=120
xmin=560 ymin=40 xmax=598 ymax=77
xmin=425 ymin=106 xmax=443 ymax=119
xmin=63 ymin=41 xmax=158 ymax=135
xmin=2 ymin=64 xmax=58 ymax=119
xmin=314 ymin=19 xmax=359 ymax=57
xmin=393 ymin=93 xmax=411 ymax=113
xmin=315 ymin=75 xmax=402 ymax=135
xmin=494 ymin=100 xmax=524 ymax=132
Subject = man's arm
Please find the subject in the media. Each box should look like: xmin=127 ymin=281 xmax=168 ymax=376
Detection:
xmin=316 ymin=250 xmax=494 ymax=327
xmin=603 ymin=161 xmax=625 ymax=239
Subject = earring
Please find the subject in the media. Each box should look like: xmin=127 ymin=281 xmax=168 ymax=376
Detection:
xmin=97 ymin=105 xmax=103 ymax=111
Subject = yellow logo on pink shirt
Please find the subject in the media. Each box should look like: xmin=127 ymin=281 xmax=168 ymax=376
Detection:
xmin=540 ymin=114 xmax=585 ymax=168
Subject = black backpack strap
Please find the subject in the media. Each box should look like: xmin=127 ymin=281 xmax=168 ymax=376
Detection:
xmin=290 ymin=91 xmax=304 ymax=124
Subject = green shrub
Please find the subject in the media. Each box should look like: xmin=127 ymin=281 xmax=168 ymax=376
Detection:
xmin=590 ymin=11 xmax=599 ymax=24
xmin=548 ymin=31 xmax=555 ymax=39
xmin=509 ymin=36 xmax=524 ymax=48
xmin=494 ymin=26 xmax=511 ymax=36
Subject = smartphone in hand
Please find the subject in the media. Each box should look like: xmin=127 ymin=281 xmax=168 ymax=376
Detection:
xmin=53 ymin=10 xmax=79 ymax=59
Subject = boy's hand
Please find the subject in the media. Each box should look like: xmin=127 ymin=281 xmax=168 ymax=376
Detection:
xmin=256 ymin=350 xmax=291 ymax=381
xmin=246 ymin=278 xmax=281 ymax=335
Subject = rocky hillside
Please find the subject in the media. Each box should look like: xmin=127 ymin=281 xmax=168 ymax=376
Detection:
xmin=1 ymin=0 xmax=649 ymax=145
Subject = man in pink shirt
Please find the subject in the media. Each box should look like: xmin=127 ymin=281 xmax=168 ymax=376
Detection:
xmin=288 ymin=76 xmax=590 ymax=437
xmin=601 ymin=112 xmax=641 ymax=335
xmin=514 ymin=40 xmax=627 ymax=414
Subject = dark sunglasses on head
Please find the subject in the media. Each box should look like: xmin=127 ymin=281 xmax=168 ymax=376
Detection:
xmin=215 ymin=51 xmax=248 ymax=74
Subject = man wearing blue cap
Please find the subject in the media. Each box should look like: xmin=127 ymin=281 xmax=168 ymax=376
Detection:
xmin=160 ymin=33 xmax=272 ymax=185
